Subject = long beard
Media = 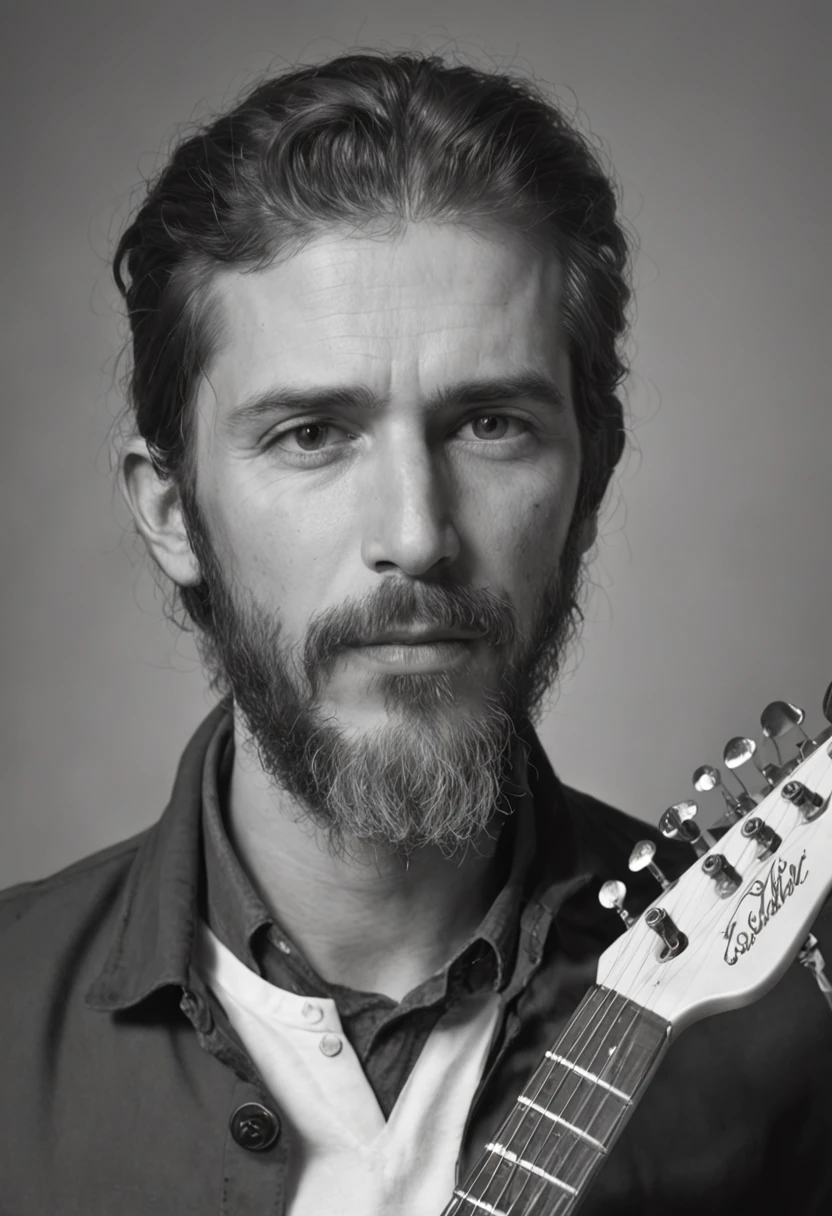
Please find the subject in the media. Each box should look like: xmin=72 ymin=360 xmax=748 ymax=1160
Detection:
xmin=179 ymin=494 xmax=585 ymax=855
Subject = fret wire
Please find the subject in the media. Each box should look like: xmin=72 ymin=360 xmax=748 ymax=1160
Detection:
xmin=543 ymin=1052 xmax=632 ymax=1102
xmin=452 ymin=1191 xmax=509 ymax=1216
xmin=486 ymin=1143 xmax=578 ymax=1195
xmin=515 ymin=1095 xmax=606 ymax=1152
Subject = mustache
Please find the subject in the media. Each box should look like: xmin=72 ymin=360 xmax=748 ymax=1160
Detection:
xmin=301 ymin=579 xmax=519 ymax=684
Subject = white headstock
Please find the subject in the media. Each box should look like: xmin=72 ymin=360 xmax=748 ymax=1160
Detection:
xmin=597 ymin=723 xmax=832 ymax=1035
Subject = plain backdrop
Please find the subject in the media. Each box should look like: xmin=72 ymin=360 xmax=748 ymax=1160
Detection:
xmin=2 ymin=0 xmax=829 ymax=887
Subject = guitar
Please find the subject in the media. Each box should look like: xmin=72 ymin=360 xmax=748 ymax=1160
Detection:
xmin=443 ymin=686 xmax=832 ymax=1215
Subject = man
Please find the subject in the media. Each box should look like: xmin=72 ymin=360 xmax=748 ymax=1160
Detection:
xmin=1 ymin=49 xmax=831 ymax=1215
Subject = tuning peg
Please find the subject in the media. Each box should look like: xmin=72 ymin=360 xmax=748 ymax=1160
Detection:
xmin=693 ymin=764 xmax=754 ymax=822
xmin=644 ymin=907 xmax=688 ymax=959
xmin=761 ymin=700 xmax=809 ymax=743
xmin=701 ymin=852 xmax=742 ymax=898
xmin=598 ymin=879 xmax=635 ymax=927
xmin=628 ymin=839 xmax=671 ymax=890
xmin=740 ymin=815 xmax=781 ymax=860
xmin=760 ymin=699 xmax=819 ymax=763
xmin=723 ymin=737 xmax=757 ymax=792
xmin=659 ymin=800 xmax=716 ymax=857
xmin=782 ymin=779 xmax=827 ymax=821
xmin=723 ymin=735 xmax=776 ymax=791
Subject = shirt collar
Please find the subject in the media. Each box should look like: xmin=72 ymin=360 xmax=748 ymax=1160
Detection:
xmin=85 ymin=699 xmax=230 ymax=1010
xmin=201 ymin=710 xmax=541 ymax=995
xmin=86 ymin=700 xmax=595 ymax=1012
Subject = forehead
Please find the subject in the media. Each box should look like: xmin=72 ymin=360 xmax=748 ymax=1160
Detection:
xmin=200 ymin=223 xmax=566 ymax=412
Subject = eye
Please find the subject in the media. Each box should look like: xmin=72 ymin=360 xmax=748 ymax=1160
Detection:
xmin=462 ymin=414 xmax=527 ymax=441
xmin=270 ymin=423 xmax=348 ymax=452
xmin=294 ymin=423 xmax=331 ymax=451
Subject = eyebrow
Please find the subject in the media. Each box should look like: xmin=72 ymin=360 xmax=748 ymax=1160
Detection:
xmin=224 ymin=372 xmax=566 ymax=431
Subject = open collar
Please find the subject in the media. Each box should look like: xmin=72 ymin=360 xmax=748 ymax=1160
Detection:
xmin=86 ymin=701 xmax=599 ymax=1013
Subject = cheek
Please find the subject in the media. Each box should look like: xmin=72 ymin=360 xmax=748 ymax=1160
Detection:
xmin=197 ymin=471 xmax=328 ymax=628
xmin=468 ymin=482 xmax=573 ymax=606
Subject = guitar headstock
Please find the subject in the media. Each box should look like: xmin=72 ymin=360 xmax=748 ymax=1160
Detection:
xmin=596 ymin=685 xmax=832 ymax=1035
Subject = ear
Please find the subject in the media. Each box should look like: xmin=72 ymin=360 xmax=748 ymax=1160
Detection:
xmin=576 ymin=512 xmax=598 ymax=555
xmin=118 ymin=438 xmax=202 ymax=588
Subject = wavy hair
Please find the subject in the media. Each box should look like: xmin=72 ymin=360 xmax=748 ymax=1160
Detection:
xmin=114 ymin=50 xmax=633 ymax=630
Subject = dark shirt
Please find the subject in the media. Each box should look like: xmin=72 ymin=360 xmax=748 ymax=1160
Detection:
xmin=201 ymin=709 xmax=539 ymax=1117
xmin=1 ymin=699 xmax=832 ymax=1215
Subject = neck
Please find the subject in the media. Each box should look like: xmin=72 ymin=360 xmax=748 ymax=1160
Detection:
xmin=225 ymin=712 xmax=510 ymax=1000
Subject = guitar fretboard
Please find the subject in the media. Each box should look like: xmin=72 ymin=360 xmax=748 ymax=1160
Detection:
xmin=445 ymin=986 xmax=669 ymax=1216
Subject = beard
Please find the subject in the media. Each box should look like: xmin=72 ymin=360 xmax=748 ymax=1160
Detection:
xmin=178 ymin=491 xmax=585 ymax=856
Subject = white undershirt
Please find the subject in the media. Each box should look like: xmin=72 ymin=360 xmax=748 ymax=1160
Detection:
xmin=197 ymin=921 xmax=502 ymax=1215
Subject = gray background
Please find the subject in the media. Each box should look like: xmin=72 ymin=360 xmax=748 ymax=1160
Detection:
xmin=2 ymin=0 xmax=829 ymax=887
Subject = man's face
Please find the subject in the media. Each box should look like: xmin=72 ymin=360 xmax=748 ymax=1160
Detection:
xmin=182 ymin=222 xmax=586 ymax=852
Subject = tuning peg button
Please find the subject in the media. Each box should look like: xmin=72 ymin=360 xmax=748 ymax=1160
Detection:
xmin=628 ymin=839 xmax=671 ymax=890
xmin=693 ymin=764 xmax=754 ymax=822
xmin=659 ymin=800 xmax=715 ymax=858
xmin=761 ymin=701 xmax=808 ymax=741
xmin=598 ymin=879 xmax=635 ymax=927
xmin=723 ymin=736 xmax=773 ymax=792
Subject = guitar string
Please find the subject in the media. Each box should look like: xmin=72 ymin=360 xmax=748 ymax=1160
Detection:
xmin=463 ymin=916 xmax=657 ymax=1214
xmin=496 ymin=990 xmax=633 ymax=1215
xmin=498 ymin=926 xmax=659 ymax=1215
xmin=451 ymin=993 xmax=621 ymax=1213
xmin=499 ymin=819 xmax=730 ymax=1212
xmin=453 ymin=958 xmax=626 ymax=1211
xmin=494 ymin=857 xmax=679 ymax=1212
xmin=504 ymin=996 xmax=638 ymax=1213
xmin=452 ymin=887 xmax=662 ymax=1214
xmin=504 ymin=928 xmax=662 ymax=1214
xmin=459 ymin=865 xmax=671 ymax=1213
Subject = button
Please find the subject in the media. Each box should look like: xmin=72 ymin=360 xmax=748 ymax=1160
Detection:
xmin=229 ymin=1102 xmax=281 ymax=1152
xmin=319 ymin=1033 xmax=343 ymax=1057
xmin=301 ymin=1001 xmax=323 ymax=1024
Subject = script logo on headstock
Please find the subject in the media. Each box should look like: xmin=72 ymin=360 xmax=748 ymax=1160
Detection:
xmin=723 ymin=852 xmax=809 ymax=966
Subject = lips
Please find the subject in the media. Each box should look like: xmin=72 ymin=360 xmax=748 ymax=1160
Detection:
xmin=353 ymin=631 xmax=480 ymax=646
xmin=348 ymin=636 xmax=477 ymax=674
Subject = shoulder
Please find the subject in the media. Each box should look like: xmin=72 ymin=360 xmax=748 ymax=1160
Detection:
xmin=0 ymin=832 xmax=146 ymax=972
xmin=559 ymin=782 xmax=689 ymax=879
xmin=560 ymin=783 xmax=656 ymax=843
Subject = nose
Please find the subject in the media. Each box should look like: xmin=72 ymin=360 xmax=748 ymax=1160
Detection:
xmin=360 ymin=433 xmax=460 ymax=577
